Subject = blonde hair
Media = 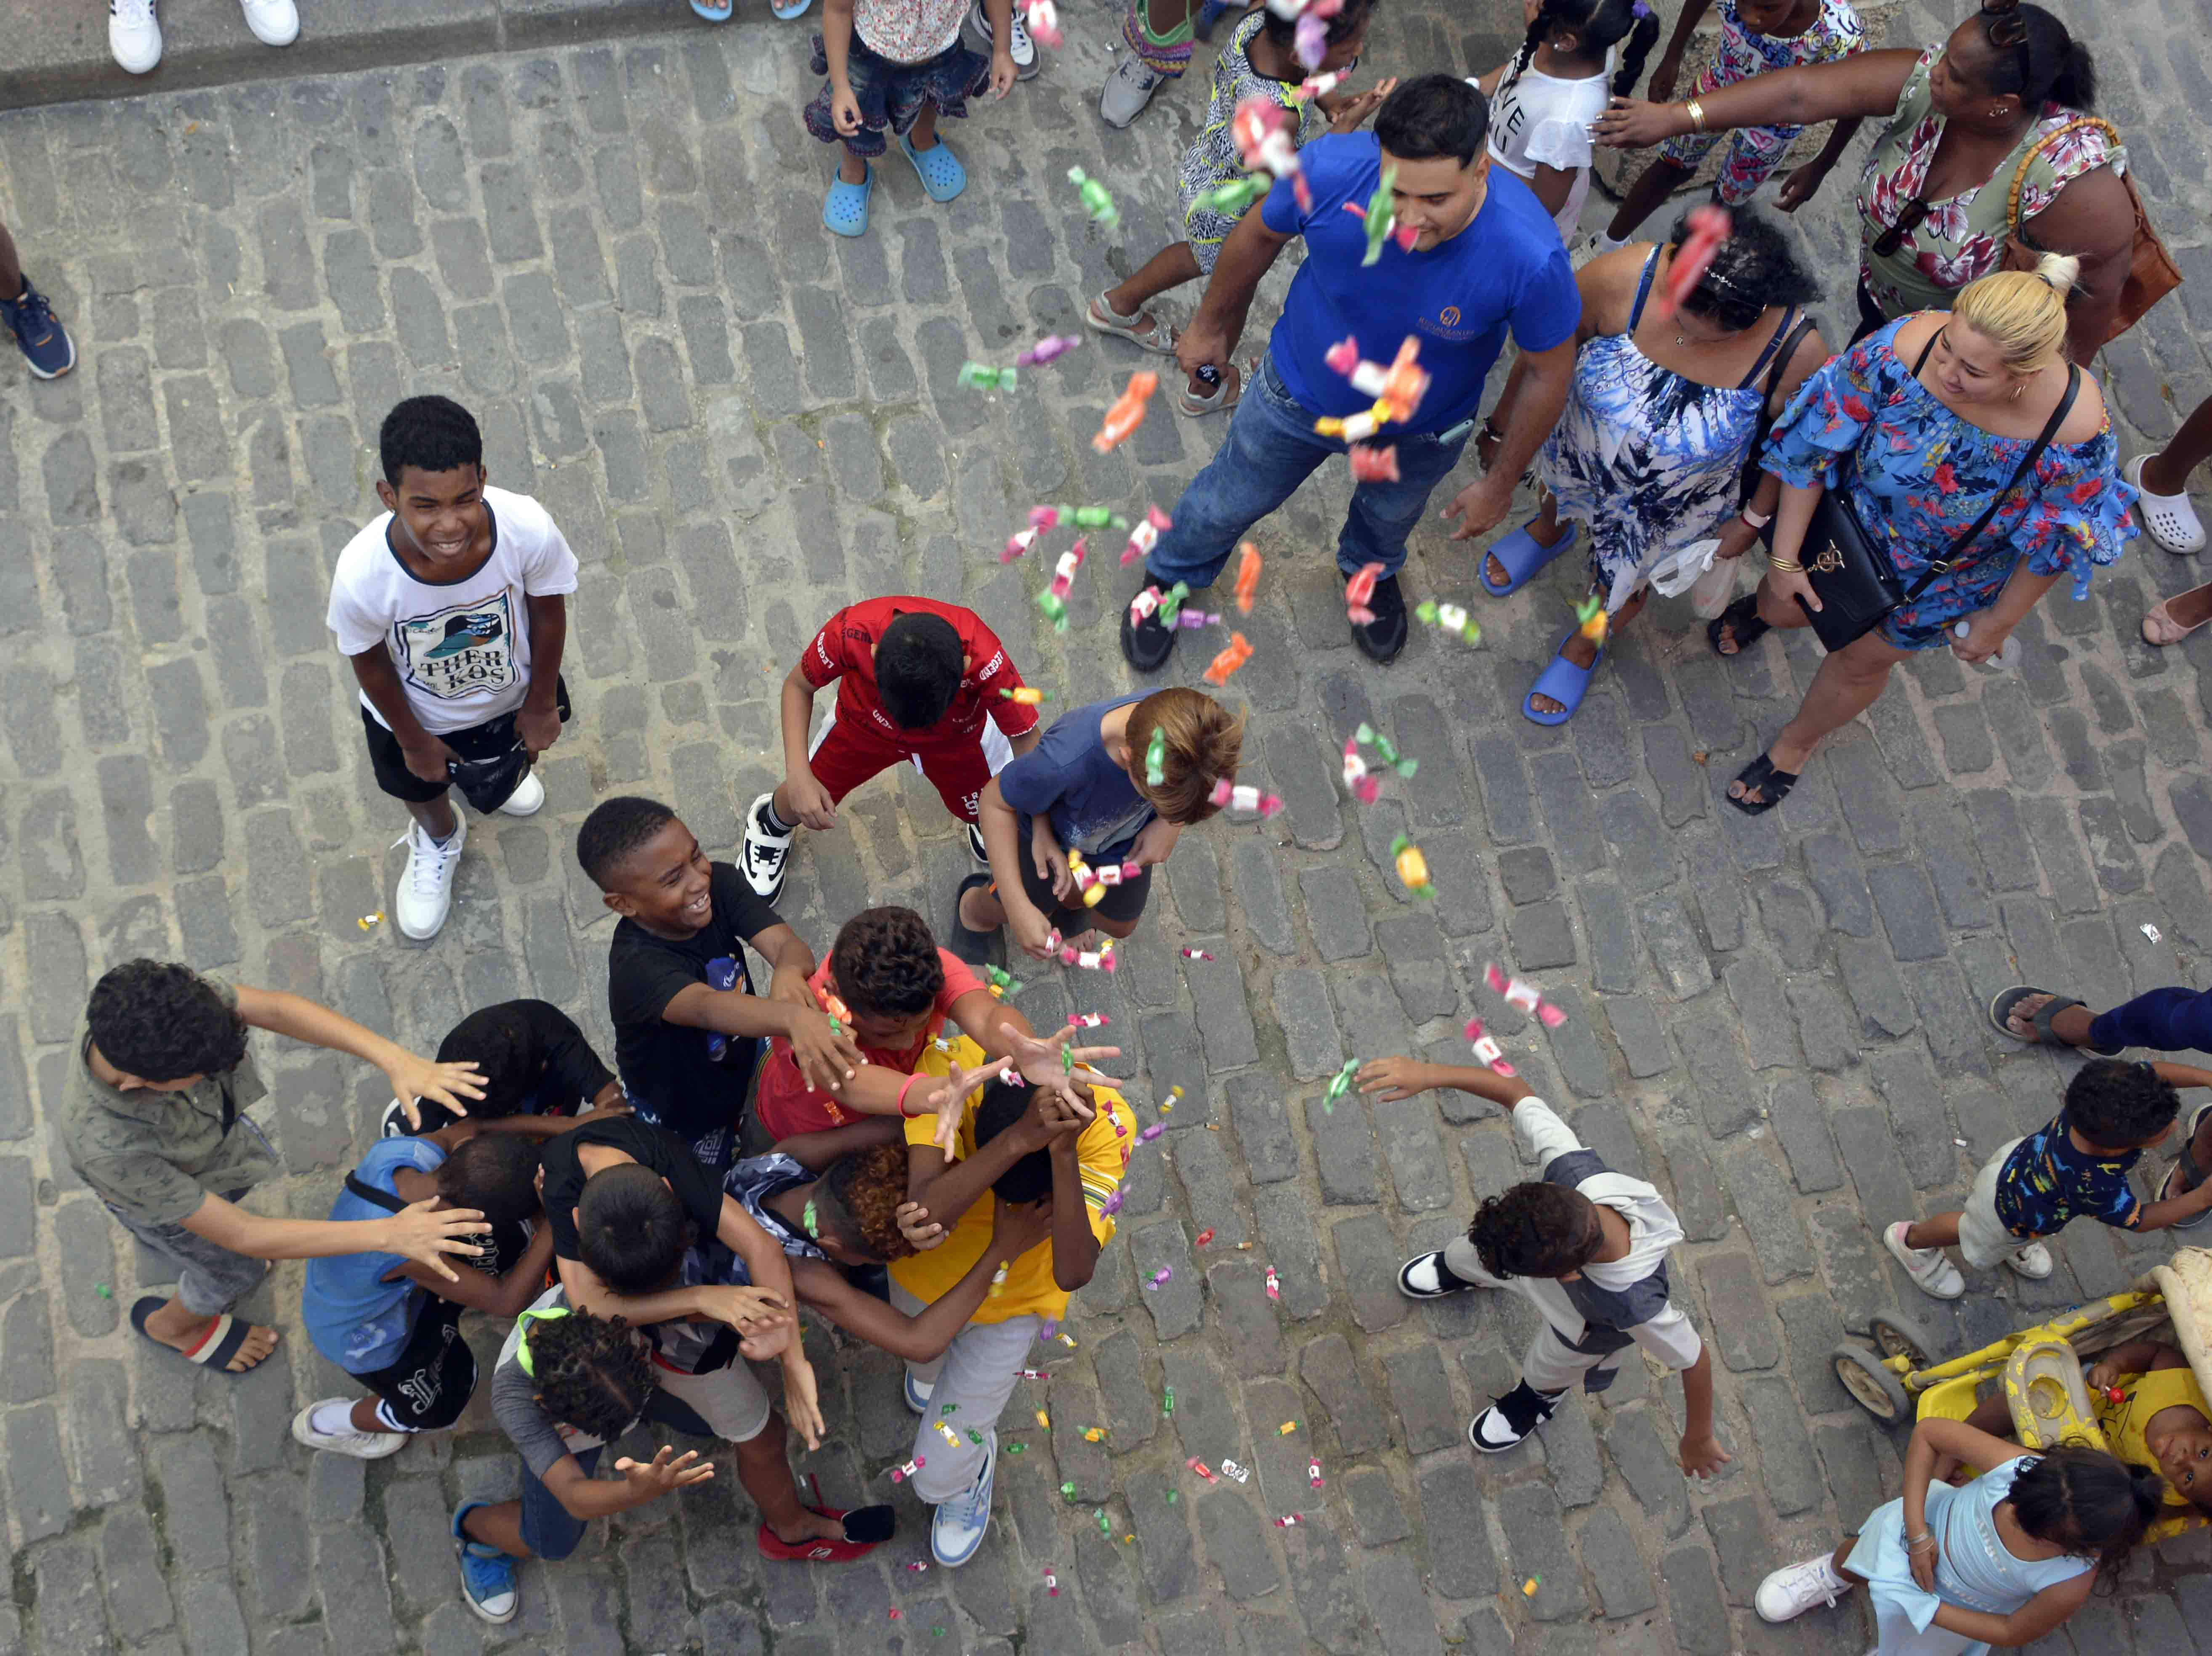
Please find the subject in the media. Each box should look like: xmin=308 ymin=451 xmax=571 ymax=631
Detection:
xmin=1951 ymin=252 xmax=2079 ymax=374
xmin=1124 ymin=687 xmax=1246 ymax=825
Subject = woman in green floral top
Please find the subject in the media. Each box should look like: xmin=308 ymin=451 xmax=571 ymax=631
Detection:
xmin=1595 ymin=0 xmax=2136 ymax=366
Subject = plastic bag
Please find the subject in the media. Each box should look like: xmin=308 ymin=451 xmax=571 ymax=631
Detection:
xmin=1646 ymin=538 xmax=1719 ymax=598
xmin=1689 ymin=553 xmax=1737 ymax=620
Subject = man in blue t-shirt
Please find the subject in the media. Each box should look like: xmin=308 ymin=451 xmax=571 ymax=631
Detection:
xmin=1121 ymin=74 xmax=1579 ymax=667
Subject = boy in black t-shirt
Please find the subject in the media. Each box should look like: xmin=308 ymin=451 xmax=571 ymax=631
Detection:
xmin=382 ymin=998 xmax=628 ymax=1138
xmin=575 ymin=797 xmax=863 ymax=1173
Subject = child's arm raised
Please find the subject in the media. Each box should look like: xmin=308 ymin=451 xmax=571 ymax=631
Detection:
xmin=180 ymin=1190 xmax=489 ymax=1279
xmin=1045 ymin=1126 xmax=1102 ymax=1291
xmin=776 ymin=661 xmax=840 ymax=830
xmin=542 ymin=1445 xmax=715 ymax=1523
xmin=394 ymin=1216 xmax=558 ymax=1318
xmin=657 ymin=924 xmax=864 ymax=1100
xmin=234 ymin=982 xmax=486 ymax=1128
xmin=769 ymin=1116 xmax=908 ymax=1173
xmin=906 ymin=1088 xmax=1079 ymax=1230
xmin=1357 ymin=1057 xmax=1537 ymax=1110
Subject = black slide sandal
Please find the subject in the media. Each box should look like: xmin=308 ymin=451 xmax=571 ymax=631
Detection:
xmin=1726 ymin=752 xmax=1799 ymax=816
xmin=1707 ymin=593 xmax=1770 ymax=659
xmin=1986 ymin=986 xmax=2125 ymax=1054
xmin=947 ymin=871 xmax=1001 ymax=969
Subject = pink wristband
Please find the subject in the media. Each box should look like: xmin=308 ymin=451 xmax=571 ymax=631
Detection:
xmin=898 ymin=1072 xmax=925 ymax=1118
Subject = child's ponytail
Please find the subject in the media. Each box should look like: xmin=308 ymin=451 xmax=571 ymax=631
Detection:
xmin=1611 ymin=0 xmax=1662 ymax=98
xmin=2009 ymin=1446 xmax=2164 ymax=1586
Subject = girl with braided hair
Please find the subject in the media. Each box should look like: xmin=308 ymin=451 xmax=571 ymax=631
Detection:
xmin=1476 ymin=0 xmax=1662 ymax=239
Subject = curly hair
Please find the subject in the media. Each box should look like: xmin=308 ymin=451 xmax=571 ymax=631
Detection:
xmin=2010 ymin=1446 xmax=2164 ymax=1583
xmin=2066 ymin=1059 xmax=2180 ymax=1150
xmin=1669 ymin=204 xmax=1821 ymax=333
xmin=87 ymin=961 xmax=250 ymax=1083
xmin=830 ymin=907 xmax=944 ymax=1020
xmin=1467 ymin=1182 xmax=1604 ymax=1280
xmin=379 ymin=394 xmax=482 ymax=485
xmin=576 ymin=796 xmax=678 ymax=890
xmin=434 ymin=1002 xmax=552 ymax=1117
xmin=1124 ymin=687 xmax=1247 ymax=826
xmin=577 ymin=1164 xmax=694 ymax=1294
xmin=436 ymin=1134 xmax=543 ymax=1231
xmin=874 ymin=611 xmax=965 ymax=731
xmin=527 ymin=1308 xmax=654 ymax=1442
xmin=815 ymin=1143 xmax=918 ymax=1262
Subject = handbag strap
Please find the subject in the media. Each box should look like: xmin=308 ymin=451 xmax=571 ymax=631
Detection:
xmin=344 ymin=1172 xmax=409 ymax=1214
xmin=1898 ymin=364 xmax=2080 ymax=602
xmin=2006 ymin=116 xmax=2120 ymax=234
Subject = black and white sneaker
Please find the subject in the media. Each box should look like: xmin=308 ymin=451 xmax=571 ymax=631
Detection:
xmin=741 ymin=792 xmax=793 ymax=903
xmin=1396 ymin=1250 xmax=1473 ymax=1299
xmin=969 ymin=0 xmax=1037 ymax=76
xmin=966 ymin=822 xmax=990 ymax=864
xmin=1468 ymin=1380 xmax=1558 ymax=1453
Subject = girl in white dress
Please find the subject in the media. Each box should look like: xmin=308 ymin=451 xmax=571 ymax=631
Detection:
xmin=1478 ymin=0 xmax=1661 ymax=240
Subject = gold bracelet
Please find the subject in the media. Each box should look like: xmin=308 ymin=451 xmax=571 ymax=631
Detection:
xmin=1768 ymin=558 xmax=1804 ymax=574
xmin=1685 ymin=98 xmax=1707 ymax=135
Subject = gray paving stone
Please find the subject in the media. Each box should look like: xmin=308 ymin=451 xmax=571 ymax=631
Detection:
xmin=1661 ymin=1544 xmax=1734 ymax=1656
xmin=1695 ymin=1249 xmax=1783 ymax=1370
xmin=1301 ymin=1334 xmax=1390 ymax=1457
xmin=1499 ymin=1482 xmax=1585 ymax=1622
xmin=1579 ymin=1506 xmax=1658 ymax=1618
xmin=1363 ymin=1553 xmax=1446 ymax=1655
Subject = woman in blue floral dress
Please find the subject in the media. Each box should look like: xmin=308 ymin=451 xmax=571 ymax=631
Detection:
xmin=1712 ymin=253 xmax=2134 ymax=812
xmin=1477 ymin=208 xmax=1826 ymax=722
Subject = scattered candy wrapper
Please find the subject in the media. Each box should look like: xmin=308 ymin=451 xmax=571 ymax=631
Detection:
xmin=2143 ymin=924 xmax=2162 ymax=942
xmin=1044 ymin=1568 xmax=1060 ymax=1598
xmin=1344 ymin=560 xmax=1385 ymax=626
xmin=1308 ymin=1457 xmax=1324 ymax=1489
xmin=1209 ymin=777 xmax=1283 ymax=817
xmin=1485 ymin=963 xmax=1568 ymax=1028
xmin=1186 ymin=1458 xmax=1219 ymax=1484
xmin=1265 ymin=1266 xmax=1281 ymax=1300
xmin=1220 ymin=1458 xmax=1251 ymax=1484
xmin=357 ymin=912 xmax=384 ymax=931
xmin=1180 ymin=947 xmax=1214 ymax=961
xmin=1464 ymin=1016 xmax=1518 ymax=1078
xmin=1234 ymin=543 xmax=1262 ymax=612
xmin=935 ymin=1422 xmax=960 ymax=1446
xmin=1083 ymin=1426 xmax=1108 ymax=1442
xmin=1067 ymin=165 xmax=1119 ymax=228
xmin=1018 ymin=335 xmax=1080 ymax=367
xmin=1147 ymin=1268 xmax=1172 ymax=1289
xmin=1523 ymin=1576 xmax=1542 ymax=1598
xmin=1093 ymin=370 xmax=1158 ymax=454
xmin=1277 ymin=1421 xmax=1298 ymax=1436
xmin=890 ymin=1455 xmax=925 ymax=1483
xmin=1202 ymin=632 xmax=1253 ymax=685
xmin=907 ymin=1561 xmax=932 ymax=1572
xmin=1273 ymin=1513 xmax=1304 ymax=1527
xmin=1194 ymin=1228 xmax=1215 ymax=1247
xmin=1390 ymin=834 xmax=1433 ymax=899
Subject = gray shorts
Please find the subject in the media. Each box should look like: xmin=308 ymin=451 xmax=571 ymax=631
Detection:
xmin=1957 ymin=1137 xmax=2027 ymax=1269
xmin=104 ymin=1191 xmax=270 ymax=1317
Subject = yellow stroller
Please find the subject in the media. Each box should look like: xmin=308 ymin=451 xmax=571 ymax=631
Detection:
xmin=1831 ymin=1245 xmax=2212 ymax=1542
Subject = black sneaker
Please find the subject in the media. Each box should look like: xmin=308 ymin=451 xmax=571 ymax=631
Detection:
xmin=1353 ymin=572 xmax=1409 ymax=662
xmin=1469 ymin=1380 xmax=1559 ymax=1453
xmin=1120 ymin=586 xmax=1177 ymax=672
xmin=1396 ymin=1250 xmax=1473 ymax=1299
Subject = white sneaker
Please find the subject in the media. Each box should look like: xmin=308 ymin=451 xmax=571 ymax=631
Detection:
xmin=2006 ymin=1242 xmax=2054 ymax=1280
xmin=495 ymin=769 xmax=545 ymax=817
xmin=239 ymin=0 xmax=299 ymax=45
xmin=1884 ymin=1221 xmax=1964 ymax=1300
xmin=393 ymin=817 xmax=467 ymax=940
xmin=970 ymin=0 xmax=1037 ymax=75
xmin=740 ymin=792 xmax=793 ymax=903
xmin=110 ymin=0 xmax=163 ymax=72
xmin=904 ymin=1367 xmax=934 ymax=1414
xmin=292 ymin=1401 xmax=407 ymax=1460
xmin=931 ymin=1441 xmax=995 ymax=1566
xmin=1396 ymin=1250 xmax=1472 ymax=1299
xmin=1755 ymin=1555 xmax=1851 ymax=1623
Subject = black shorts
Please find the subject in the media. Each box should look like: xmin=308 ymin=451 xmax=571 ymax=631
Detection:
xmin=352 ymin=1296 xmax=477 ymax=1431
xmin=360 ymin=676 xmax=571 ymax=804
xmin=1018 ymin=848 xmax=1152 ymax=939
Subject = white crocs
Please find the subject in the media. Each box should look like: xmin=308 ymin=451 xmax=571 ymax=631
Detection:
xmin=2126 ymin=453 xmax=2206 ymax=554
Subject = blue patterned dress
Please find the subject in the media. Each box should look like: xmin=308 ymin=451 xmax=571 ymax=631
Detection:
xmin=1539 ymin=247 xmax=1799 ymax=610
xmin=1760 ymin=318 xmax=2136 ymax=649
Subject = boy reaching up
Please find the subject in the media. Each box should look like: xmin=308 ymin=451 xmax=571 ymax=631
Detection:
xmin=577 ymin=796 xmax=863 ymax=1173
xmin=742 ymin=598 xmax=1042 ymax=904
xmin=1370 ymin=1056 xmax=1728 ymax=1477
xmin=326 ymin=396 xmax=578 ymax=940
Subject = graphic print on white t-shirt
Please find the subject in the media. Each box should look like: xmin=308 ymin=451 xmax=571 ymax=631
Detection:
xmin=395 ymin=588 xmax=520 ymax=702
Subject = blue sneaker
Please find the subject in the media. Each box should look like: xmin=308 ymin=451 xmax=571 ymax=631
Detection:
xmin=931 ymin=1440 xmax=995 ymax=1566
xmin=452 ymin=1503 xmax=518 ymax=1625
xmin=1 ymin=280 xmax=75 ymax=380
xmin=903 ymin=1367 xmax=933 ymax=1415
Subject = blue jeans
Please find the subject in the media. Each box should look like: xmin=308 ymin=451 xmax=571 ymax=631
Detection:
xmin=519 ymin=1390 xmax=715 ymax=1561
xmin=1145 ymin=351 xmax=1476 ymax=589
xmin=2090 ymin=987 xmax=2212 ymax=1057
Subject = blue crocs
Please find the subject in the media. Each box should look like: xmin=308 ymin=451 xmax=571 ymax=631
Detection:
xmin=900 ymin=132 xmax=967 ymax=203
xmin=1522 ymin=629 xmax=1604 ymax=727
xmin=824 ymin=162 xmax=873 ymax=238
xmin=771 ymin=0 xmax=814 ymax=16
xmin=689 ymin=0 xmax=732 ymax=18
xmin=1480 ymin=519 xmax=1577 ymax=598
xmin=452 ymin=1503 xmax=519 ymax=1625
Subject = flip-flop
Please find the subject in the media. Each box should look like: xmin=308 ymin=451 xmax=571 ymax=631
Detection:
xmin=1522 ymin=630 xmax=1604 ymax=726
xmin=1707 ymin=592 xmax=1770 ymax=658
xmin=899 ymin=133 xmax=966 ymax=203
xmin=1725 ymin=752 xmax=1798 ymax=816
xmin=771 ymin=0 xmax=814 ymax=17
xmin=131 ymin=1297 xmax=271 ymax=1374
xmin=690 ymin=0 xmax=734 ymax=16
xmin=1479 ymin=520 xmax=1576 ymax=598
xmin=823 ymin=162 xmax=873 ymax=238
xmin=1986 ymin=986 xmax=2125 ymax=1053
xmin=758 ymin=1503 xmax=896 ymax=1561
xmin=1085 ymin=292 xmax=1180 ymax=356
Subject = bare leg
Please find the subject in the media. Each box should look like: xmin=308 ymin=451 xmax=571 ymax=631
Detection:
xmin=1604 ymin=157 xmax=1693 ymax=244
xmin=1901 ymin=1212 xmax=1962 ymax=1252
xmin=1145 ymin=0 xmax=1194 ymax=33
xmin=908 ymin=100 xmax=941 ymax=152
xmin=960 ymin=883 xmax=1007 ymax=931
xmin=139 ymin=1292 xmax=280 ymax=1372
xmin=406 ymin=792 xmax=461 ymax=842
xmin=741 ymin=1416 xmax=847 ymax=1545
xmin=1830 ymin=1537 xmax=1868 ymax=1585
xmin=1529 ymin=584 xmax=1647 ymax=716
xmin=2157 ymin=581 xmax=2212 ymax=632
xmin=1727 ymin=626 xmax=1910 ymax=806
xmin=0 ymin=221 xmax=22 ymax=298
xmin=1101 ymin=241 xmax=1205 ymax=360
xmin=349 ymin=1396 xmax=391 ymax=1434
xmin=463 ymin=1499 xmax=531 ymax=1558
xmin=1999 ymin=991 xmax=2099 ymax=1046
xmin=2141 ymin=393 xmax=2212 ymax=496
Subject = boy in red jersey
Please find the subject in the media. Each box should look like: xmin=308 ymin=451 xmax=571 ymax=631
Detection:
xmin=741 ymin=598 xmax=1041 ymax=902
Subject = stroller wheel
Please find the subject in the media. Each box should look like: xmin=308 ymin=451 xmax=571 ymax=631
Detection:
xmin=1834 ymin=1344 xmax=1912 ymax=1423
xmin=1868 ymin=1310 xmax=1941 ymax=1370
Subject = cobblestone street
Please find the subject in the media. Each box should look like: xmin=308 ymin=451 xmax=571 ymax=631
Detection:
xmin=4 ymin=0 xmax=2212 ymax=1649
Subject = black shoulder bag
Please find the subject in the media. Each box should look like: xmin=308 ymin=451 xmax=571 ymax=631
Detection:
xmin=1794 ymin=340 xmax=2079 ymax=653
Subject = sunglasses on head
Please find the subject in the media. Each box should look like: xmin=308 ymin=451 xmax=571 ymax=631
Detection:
xmin=1977 ymin=0 xmax=2037 ymax=90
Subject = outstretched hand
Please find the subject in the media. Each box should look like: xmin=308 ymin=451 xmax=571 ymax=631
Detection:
xmin=617 ymin=1445 xmax=715 ymax=1495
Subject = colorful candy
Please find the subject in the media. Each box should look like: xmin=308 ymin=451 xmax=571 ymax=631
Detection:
xmin=1576 ymin=591 xmax=1608 ymax=646
xmin=1414 ymin=598 xmax=1481 ymax=645
xmin=1024 ymin=0 xmax=1062 ymax=46
xmin=1194 ymin=1228 xmax=1215 ymax=1247
xmin=1265 ymin=1266 xmax=1281 ymax=1300
xmin=1208 ymin=777 xmax=1284 ymax=817
xmin=1464 ymin=1015 xmax=1518 ymax=1078
xmin=1018 ymin=334 xmax=1080 ymax=367
xmin=1220 ymin=1458 xmax=1250 ymax=1484
xmin=1000 ymin=685 xmax=1047 ymax=705
xmin=1485 ymin=962 xmax=1569 ymax=1028
xmin=1342 ymin=739 xmax=1380 ymax=804
xmin=1345 ymin=560 xmax=1385 ymax=625
xmin=1323 ymin=1058 xmax=1358 ymax=1111
xmin=960 ymin=361 xmax=1018 ymax=390
xmin=1037 ymin=538 xmax=1088 ymax=631
xmin=935 ymin=1422 xmax=960 ymax=1446
xmin=1349 ymin=722 xmax=1417 ymax=779
xmin=1195 ymin=175 xmax=1272 ymax=216
xmin=1234 ymin=542 xmax=1262 ymax=612
xmin=1093 ymin=370 xmax=1158 ymax=453
xmin=1002 ymin=527 xmax=1038 ymax=563
xmin=1122 ymin=505 xmax=1173 ymax=566
xmin=1390 ymin=834 xmax=1433 ymax=898
xmin=890 ymin=1455 xmax=925 ymax=1482
xmin=1067 ymin=165 xmax=1119 ymax=228
xmin=1017 ymin=1368 xmax=1050 ymax=1379
xmin=1659 ymin=203 xmax=1731 ymax=319
xmin=1187 ymin=1458 xmax=1220 ymax=1484
xmin=1163 ymin=1384 xmax=1175 ymax=1416
xmin=1138 ymin=1123 xmax=1165 ymax=1143
xmin=1348 ymin=443 xmax=1400 ymax=483
xmin=1146 ymin=725 xmax=1166 ymax=786
xmin=1293 ymin=66 xmax=1350 ymax=101
xmin=983 ymin=963 xmax=1022 ymax=1000
xmin=1083 ymin=1425 xmax=1108 ymax=1441
xmin=1231 ymin=97 xmax=1311 ymax=212
xmin=1037 ymin=1409 xmax=1052 ymax=1428
xmin=1202 ymin=632 xmax=1252 ymax=685
xmin=1273 ymin=1513 xmax=1305 ymax=1527
xmin=1180 ymin=947 xmax=1214 ymax=961
xmin=1339 ymin=164 xmax=1416 ymax=265
xmin=1316 ymin=335 xmax=1430 ymax=442
xmin=1308 ymin=1457 xmax=1324 ymax=1489
xmin=1045 ymin=1567 xmax=1060 ymax=1598
xmin=1277 ymin=1420 xmax=1298 ymax=1436
xmin=1068 ymin=1013 xmax=1111 ymax=1029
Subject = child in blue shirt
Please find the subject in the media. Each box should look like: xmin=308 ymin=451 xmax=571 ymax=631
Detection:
xmin=296 ymin=1127 xmax=553 ymax=1457
xmin=1886 ymin=1059 xmax=2212 ymax=1299
xmin=947 ymin=687 xmax=1244 ymax=963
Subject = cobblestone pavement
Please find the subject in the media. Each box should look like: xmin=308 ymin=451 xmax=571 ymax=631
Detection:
xmin=4 ymin=0 xmax=2212 ymax=1651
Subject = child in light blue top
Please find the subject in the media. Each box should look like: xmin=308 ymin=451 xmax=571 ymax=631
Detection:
xmin=1753 ymin=1415 xmax=2164 ymax=1654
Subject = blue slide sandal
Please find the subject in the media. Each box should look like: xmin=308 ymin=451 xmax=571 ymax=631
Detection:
xmin=900 ymin=132 xmax=967 ymax=203
xmin=824 ymin=162 xmax=873 ymax=237
xmin=1480 ymin=519 xmax=1577 ymax=598
xmin=1522 ymin=629 xmax=1604 ymax=726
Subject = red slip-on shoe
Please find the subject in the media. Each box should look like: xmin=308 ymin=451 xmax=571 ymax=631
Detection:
xmin=757 ymin=1505 xmax=896 ymax=1562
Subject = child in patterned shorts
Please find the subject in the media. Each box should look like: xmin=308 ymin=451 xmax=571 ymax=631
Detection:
xmin=1593 ymin=0 xmax=1864 ymax=253
xmin=1084 ymin=0 xmax=1386 ymax=417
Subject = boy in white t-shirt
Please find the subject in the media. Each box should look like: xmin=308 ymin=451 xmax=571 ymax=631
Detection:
xmin=1477 ymin=0 xmax=1659 ymax=242
xmin=326 ymin=396 xmax=580 ymax=940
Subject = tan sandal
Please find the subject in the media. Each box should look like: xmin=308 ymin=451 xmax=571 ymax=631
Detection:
xmin=1084 ymin=292 xmax=1179 ymax=356
xmin=2142 ymin=591 xmax=2211 ymax=647
xmin=1177 ymin=360 xmax=1247 ymax=417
